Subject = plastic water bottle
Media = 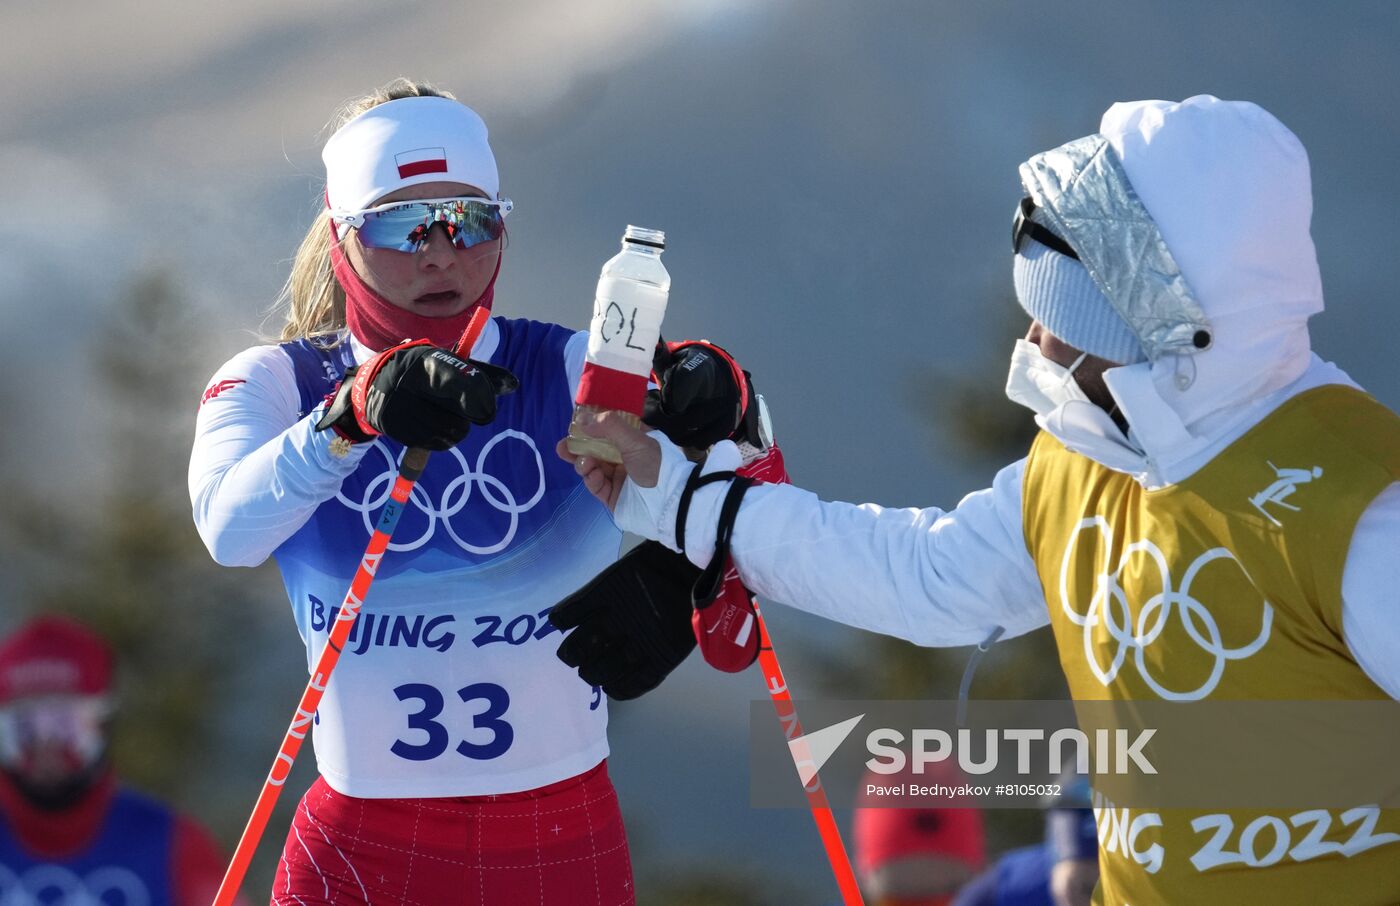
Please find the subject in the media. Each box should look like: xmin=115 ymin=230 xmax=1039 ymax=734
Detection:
xmin=567 ymin=226 xmax=671 ymax=463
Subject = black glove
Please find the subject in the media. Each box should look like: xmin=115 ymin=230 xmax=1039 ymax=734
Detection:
xmin=316 ymin=339 xmax=518 ymax=450
xmin=550 ymin=541 xmax=700 ymax=701
xmin=644 ymin=340 xmax=763 ymax=450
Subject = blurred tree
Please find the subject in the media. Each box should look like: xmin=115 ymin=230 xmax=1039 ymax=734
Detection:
xmin=813 ymin=292 xmax=1063 ymax=708
xmin=0 ymin=267 xmax=311 ymax=897
xmin=811 ymin=631 xmax=1067 ymax=704
xmin=800 ymin=292 xmax=1067 ymax=884
xmin=908 ymin=299 xmax=1039 ymax=465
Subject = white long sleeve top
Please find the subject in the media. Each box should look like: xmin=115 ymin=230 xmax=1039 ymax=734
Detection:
xmin=622 ymin=356 xmax=1400 ymax=699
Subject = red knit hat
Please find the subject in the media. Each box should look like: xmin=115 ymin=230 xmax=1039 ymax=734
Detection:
xmin=853 ymin=764 xmax=987 ymax=876
xmin=0 ymin=617 xmax=113 ymax=704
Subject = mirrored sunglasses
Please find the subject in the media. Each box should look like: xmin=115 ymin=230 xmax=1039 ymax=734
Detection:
xmin=333 ymin=196 xmax=513 ymax=252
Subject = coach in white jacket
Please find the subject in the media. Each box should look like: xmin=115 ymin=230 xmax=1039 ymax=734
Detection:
xmin=560 ymin=96 xmax=1400 ymax=904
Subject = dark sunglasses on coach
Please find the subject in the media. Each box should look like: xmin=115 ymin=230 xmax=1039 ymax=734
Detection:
xmin=1012 ymin=196 xmax=1079 ymax=260
xmin=331 ymin=196 xmax=513 ymax=252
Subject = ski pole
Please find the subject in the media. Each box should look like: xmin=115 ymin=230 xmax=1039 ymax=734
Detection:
xmin=752 ymin=601 xmax=865 ymax=906
xmin=213 ymin=307 xmax=493 ymax=906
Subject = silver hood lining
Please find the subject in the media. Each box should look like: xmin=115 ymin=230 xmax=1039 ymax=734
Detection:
xmin=1018 ymin=134 xmax=1211 ymax=362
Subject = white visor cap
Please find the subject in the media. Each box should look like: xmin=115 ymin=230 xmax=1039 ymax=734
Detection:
xmin=323 ymin=96 xmax=500 ymax=214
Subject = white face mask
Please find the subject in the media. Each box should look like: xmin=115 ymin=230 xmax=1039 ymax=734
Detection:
xmin=1005 ymin=338 xmax=1090 ymax=417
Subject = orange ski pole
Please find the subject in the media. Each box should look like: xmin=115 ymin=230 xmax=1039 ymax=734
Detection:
xmin=753 ymin=601 xmax=865 ymax=906
xmin=213 ymin=307 xmax=492 ymax=906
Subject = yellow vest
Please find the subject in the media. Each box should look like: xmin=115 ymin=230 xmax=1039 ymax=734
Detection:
xmin=1022 ymin=385 xmax=1400 ymax=905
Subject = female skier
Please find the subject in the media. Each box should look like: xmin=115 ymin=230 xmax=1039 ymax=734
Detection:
xmin=189 ymin=79 xmax=769 ymax=904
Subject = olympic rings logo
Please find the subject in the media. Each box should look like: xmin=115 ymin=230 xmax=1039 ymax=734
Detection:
xmin=1059 ymin=517 xmax=1273 ymax=701
xmin=0 ymin=863 xmax=149 ymax=905
xmin=337 ymin=430 xmax=547 ymax=555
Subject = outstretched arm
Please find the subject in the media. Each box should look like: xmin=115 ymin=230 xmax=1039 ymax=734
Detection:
xmin=558 ymin=414 xmax=1049 ymax=647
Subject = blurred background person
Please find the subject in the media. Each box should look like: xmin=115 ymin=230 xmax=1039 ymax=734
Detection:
xmin=0 ymin=616 xmax=236 ymax=905
xmin=952 ymin=776 xmax=1097 ymax=906
xmin=852 ymin=765 xmax=987 ymax=906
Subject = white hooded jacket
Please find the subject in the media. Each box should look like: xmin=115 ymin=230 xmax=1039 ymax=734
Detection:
xmin=613 ymin=97 xmax=1400 ymax=698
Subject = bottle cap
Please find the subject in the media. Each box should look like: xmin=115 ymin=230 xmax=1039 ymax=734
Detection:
xmin=623 ymin=225 xmax=665 ymax=249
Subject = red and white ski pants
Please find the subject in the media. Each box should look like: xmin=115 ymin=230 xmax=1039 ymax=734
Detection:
xmin=271 ymin=760 xmax=634 ymax=905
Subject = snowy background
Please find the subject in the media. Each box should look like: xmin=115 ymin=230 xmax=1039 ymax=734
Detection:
xmin=2 ymin=2 xmax=1398 ymax=901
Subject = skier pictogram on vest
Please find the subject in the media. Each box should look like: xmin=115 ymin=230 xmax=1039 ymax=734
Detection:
xmin=1249 ymin=462 xmax=1323 ymax=526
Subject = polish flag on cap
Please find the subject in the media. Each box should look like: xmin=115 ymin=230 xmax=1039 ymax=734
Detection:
xmin=394 ymin=147 xmax=448 ymax=179
xmin=0 ymin=616 xmax=113 ymax=704
xmin=324 ymin=96 xmax=500 ymax=214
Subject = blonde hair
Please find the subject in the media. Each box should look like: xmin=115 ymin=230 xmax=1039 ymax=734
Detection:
xmin=275 ymin=78 xmax=457 ymax=343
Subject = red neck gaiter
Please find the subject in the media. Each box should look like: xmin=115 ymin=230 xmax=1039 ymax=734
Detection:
xmin=0 ymin=768 xmax=116 ymax=858
xmin=329 ymin=223 xmax=499 ymax=352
